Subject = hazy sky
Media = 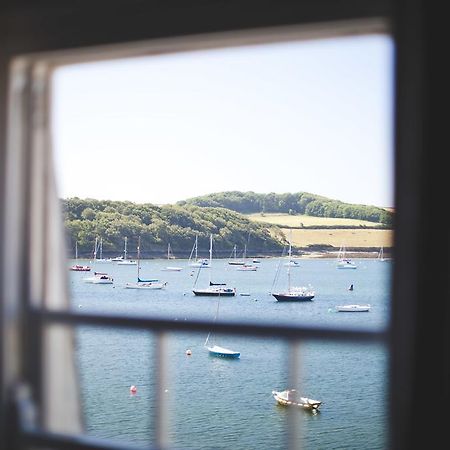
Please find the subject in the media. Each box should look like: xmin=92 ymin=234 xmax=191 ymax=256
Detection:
xmin=52 ymin=33 xmax=394 ymax=208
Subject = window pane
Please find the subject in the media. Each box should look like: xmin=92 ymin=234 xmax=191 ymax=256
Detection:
xmin=52 ymin=31 xmax=393 ymax=449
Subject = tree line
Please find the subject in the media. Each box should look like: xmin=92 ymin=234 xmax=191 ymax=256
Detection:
xmin=63 ymin=192 xmax=394 ymax=258
xmin=63 ymin=197 xmax=285 ymax=258
xmin=177 ymin=191 xmax=393 ymax=225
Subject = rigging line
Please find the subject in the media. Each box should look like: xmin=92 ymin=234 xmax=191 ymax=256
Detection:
xmin=270 ymin=245 xmax=286 ymax=292
xmin=192 ymin=264 xmax=202 ymax=288
xmin=205 ymin=296 xmax=220 ymax=347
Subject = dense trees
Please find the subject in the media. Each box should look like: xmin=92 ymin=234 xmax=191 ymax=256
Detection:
xmin=63 ymin=192 xmax=394 ymax=258
xmin=178 ymin=191 xmax=393 ymax=226
xmin=62 ymin=198 xmax=284 ymax=258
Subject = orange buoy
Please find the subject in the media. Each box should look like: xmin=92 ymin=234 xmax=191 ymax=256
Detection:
xmin=130 ymin=385 xmax=137 ymax=394
xmin=186 ymin=349 xmax=192 ymax=356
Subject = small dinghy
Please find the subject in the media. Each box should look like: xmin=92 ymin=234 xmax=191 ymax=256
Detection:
xmin=272 ymin=389 xmax=322 ymax=412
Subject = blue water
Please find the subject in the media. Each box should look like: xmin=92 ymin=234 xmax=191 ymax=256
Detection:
xmin=69 ymin=257 xmax=391 ymax=449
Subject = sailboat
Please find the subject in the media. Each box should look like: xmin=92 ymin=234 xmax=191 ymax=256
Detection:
xmin=192 ymin=234 xmax=236 ymax=297
xmin=69 ymin=241 xmax=91 ymax=271
xmin=336 ymin=245 xmax=357 ymax=269
xmin=204 ymin=296 xmax=240 ymax=358
xmin=377 ymin=246 xmax=387 ymax=262
xmin=228 ymin=244 xmax=245 ymax=265
xmin=125 ymin=237 xmax=167 ymax=289
xmin=96 ymin=237 xmax=112 ymax=263
xmin=117 ymin=237 xmax=137 ymax=265
xmin=236 ymin=244 xmax=258 ymax=271
xmin=284 ymin=231 xmax=300 ymax=267
xmin=162 ymin=243 xmax=183 ymax=271
xmin=271 ymin=246 xmax=315 ymax=302
xmin=188 ymin=234 xmax=210 ymax=268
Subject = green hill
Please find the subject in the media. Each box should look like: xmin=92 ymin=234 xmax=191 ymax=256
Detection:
xmin=62 ymin=197 xmax=284 ymax=258
xmin=177 ymin=191 xmax=393 ymax=226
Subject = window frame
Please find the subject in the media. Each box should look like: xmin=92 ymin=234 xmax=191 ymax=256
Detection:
xmin=1 ymin=0 xmax=444 ymax=449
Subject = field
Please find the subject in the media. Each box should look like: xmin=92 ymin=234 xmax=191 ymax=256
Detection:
xmin=282 ymin=228 xmax=393 ymax=249
xmin=246 ymin=213 xmax=393 ymax=250
xmin=246 ymin=213 xmax=381 ymax=228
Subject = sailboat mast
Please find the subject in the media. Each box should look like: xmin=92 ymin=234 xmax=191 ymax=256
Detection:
xmin=287 ymin=231 xmax=292 ymax=291
xmin=137 ymin=236 xmax=140 ymax=279
xmin=124 ymin=236 xmax=128 ymax=260
xmin=209 ymin=234 xmax=213 ymax=264
xmin=75 ymin=241 xmax=78 ymax=259
xmin=93 ymin=237 xmax=98 ymax=259
xmin=195 ymin=234 xmax=198 ymax=260
xmin=209 ymin=234 xmax=213 ymax=283
xmin=99 ymin=238 xmax=103 ymax=259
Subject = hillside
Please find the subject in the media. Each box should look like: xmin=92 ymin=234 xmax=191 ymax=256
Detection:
xmin=63 ymin=194 xmax=394 ymax=258
xmin=246 ymin=213 xmax=383 ymax=228
xmin=178 ymin=191 xmax=393 ymax=226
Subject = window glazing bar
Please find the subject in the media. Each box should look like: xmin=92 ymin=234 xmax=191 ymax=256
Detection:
xmin=154 ymin=332 xmax=169 ymax=449
xmin=33 ymin=308 xmax=387 ymax=343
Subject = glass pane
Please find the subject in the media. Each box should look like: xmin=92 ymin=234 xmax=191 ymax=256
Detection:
xmin=52 ymin=31 xmax=393 ymax=449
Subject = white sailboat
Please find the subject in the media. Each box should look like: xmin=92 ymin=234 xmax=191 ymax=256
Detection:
xmin=236 ymin=244 xmax=258 ymax=271
xmin=192 ymin=234 xmax=236 ymax=297
xmin=188 ymin=234 xmax=210 ymax=268
xmin=96 ymin=237 xmax=112 ymax=263
xmin=204 ymin=295 xmax=240 ymax=358
xmin=336 ymin=245 xmax=357 ymax=269
xmin=284 ymin=231 xmax=300 ymax=267
xmin=83 ymin=238 xmax=114 ymax=284
xmin=377 ymin=246 xmax=387 ymax=262
xmin=162 ymin=243 xmax=183 ymax=272
xmin=125 ymin=237 xmax=167 ymax=289
xmin=228 ymin=244 xmax=245 ymax=265
xmin=117 ymin=237 xmax=137 ymax=265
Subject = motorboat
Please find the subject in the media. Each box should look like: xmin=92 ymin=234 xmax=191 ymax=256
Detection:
xmin=83 ymin=272 xmax=113 ymax=284
xmin=272 ymin=389 xmax=321 ymax=412
xmin=335 ymin=304 xmax=371 ymax=312
xmin=69 ymin=264 xmax=91 ymax=272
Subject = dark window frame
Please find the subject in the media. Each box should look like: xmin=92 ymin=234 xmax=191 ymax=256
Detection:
xmin=1 ymin=1 xmax=446 ymax=449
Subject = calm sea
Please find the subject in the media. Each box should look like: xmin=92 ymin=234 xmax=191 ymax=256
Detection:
xmin=69 ymin=257 xmax=391 ymax=450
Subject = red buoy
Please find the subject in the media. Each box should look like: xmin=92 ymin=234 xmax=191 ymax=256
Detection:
xmin=130 ymin=385 xmax=137 ymax=394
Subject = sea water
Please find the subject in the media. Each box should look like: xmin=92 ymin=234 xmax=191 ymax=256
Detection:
xmin=68 ymin=257 xmax=391 ymax=449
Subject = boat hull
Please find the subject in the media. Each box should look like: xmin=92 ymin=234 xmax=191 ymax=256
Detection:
xmin=272 ymin=293 xmax=314 ymax=302
xmin=207 ymin=345 xmax=240 ymax=358
xmin=193 ymin=288 xmax=236 ymax=297
xmin=125 ymin=281 xmax=167 ymax=289
xmin=272 ymin=390 xmax=321 ymax=411
xmin=335 ymin=304 xmax=371 ymax=312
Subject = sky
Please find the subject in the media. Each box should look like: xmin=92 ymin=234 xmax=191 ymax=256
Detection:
xmin=51 ymin=33 xmax=394 ymax=208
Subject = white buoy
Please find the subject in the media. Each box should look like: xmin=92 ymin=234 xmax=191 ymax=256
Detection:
xmin=186 ymin=349 xmax=192 ymax=356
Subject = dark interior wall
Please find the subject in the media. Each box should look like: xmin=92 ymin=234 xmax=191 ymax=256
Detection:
xmin=1 ymin=1 xmax=448 ymax=449
xmin=1 ymin=1 xmax=390 ymax=54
